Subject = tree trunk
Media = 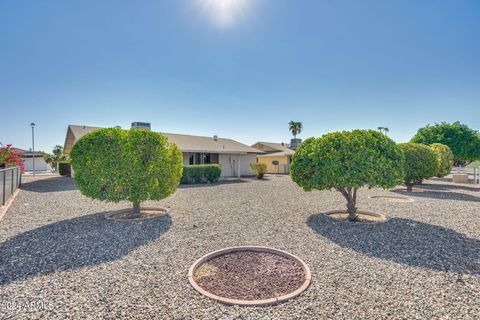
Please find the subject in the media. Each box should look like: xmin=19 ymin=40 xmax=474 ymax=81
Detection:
xmin=337 ymin=187 xmax=358 ymax=222
xmin=406 ymin=183 xmax=413 ymax=192
xmin=132 ymin=202 xmax=141 ymax=215
xmin=346 ymin=200 xmax=357 ymax=221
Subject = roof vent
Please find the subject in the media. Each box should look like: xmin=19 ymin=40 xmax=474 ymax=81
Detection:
xmin=213 ymin=135 xmax=218 ymax=141
xmin=131 ymin=122 xmax=151 ymax=131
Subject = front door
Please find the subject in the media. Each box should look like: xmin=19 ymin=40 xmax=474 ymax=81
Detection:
xmin=232 ymin=158 xmax=237 ymax=176
xmin=219 ymin=154 xmax=239 ymax=177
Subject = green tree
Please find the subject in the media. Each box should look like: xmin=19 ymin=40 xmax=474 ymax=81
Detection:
xmin=430 ymin=143 xmax=453 ymax=178
xmin=411 ymin=122 xmax=480 ymax=166
xmin=51 ymin=145 xmax=67 ymax=172
xmin=398 ymin=143 xmax=437 ymax=192
xmin=291 ymin=130 xmax=404 ymax=221
xmin=71 ymin=127 xmax=183 ymax=217
xmin=52 ymin=145 xmax=63 ymax=158
xmin=288 ymin=121 xmax=303 ymax=139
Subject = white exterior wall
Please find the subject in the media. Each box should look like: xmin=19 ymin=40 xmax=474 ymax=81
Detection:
xmin=239 ymin=154 xmax=257 ymax=176
xmin=182 ymin=153 xmax=190 ymax=165
xmin=219 ymin=153 xmax=257 ymax=177
xmin=22 ymin=157 xmax=51 ymax=171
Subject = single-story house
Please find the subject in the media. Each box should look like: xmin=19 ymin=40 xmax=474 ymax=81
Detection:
xmin=13 ymin=148 xmax=52 ymax=171
xmin=251 ymin=141 xmax=297 ymax=174
xmin=64 ymin=123 xmax=262 ymax=178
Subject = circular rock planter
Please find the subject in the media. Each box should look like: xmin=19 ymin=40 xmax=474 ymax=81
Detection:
xmin=188 ymin=246 xmax=311 ymax=306
xmin=324 ymin=210 xmax=386 ymax=222
xmin=105 ymin=207 xmax=168 ymax=221
xmin=369 ymin=195 xmax=414 ymax=203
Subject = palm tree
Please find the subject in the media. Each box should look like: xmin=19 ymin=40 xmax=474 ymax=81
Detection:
xmin=377 ymin=127 xmax=389 ymax=135
xmin=289 ymin=121 xmax=303 ymax=139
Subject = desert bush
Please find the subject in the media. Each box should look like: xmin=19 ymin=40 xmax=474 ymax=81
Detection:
xmin=398 ymin=143 xmax=437 ymax=191
xmin=250 ymin=162 xmax=267 ymax=179
xmin=71 ymin=127 xmax=183 ymax=216
xmin=291 ymin=130 xmax=404 ymax=221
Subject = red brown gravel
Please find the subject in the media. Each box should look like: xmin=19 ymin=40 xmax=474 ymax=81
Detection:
xmin=193 ymin=251 xmax=306 ymax=300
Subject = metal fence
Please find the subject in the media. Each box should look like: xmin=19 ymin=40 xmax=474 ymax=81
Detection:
xmin=1 ymin=166 xmax=22 ymax=206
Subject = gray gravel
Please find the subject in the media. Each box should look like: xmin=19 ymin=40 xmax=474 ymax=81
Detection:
xmin=0 ymin=175 xmax=479 ymax=319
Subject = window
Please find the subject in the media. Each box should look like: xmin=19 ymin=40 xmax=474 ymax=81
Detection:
xmin=203 ymin=153 xmax=211 ymax=164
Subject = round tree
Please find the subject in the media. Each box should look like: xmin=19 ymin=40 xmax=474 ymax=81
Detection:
xmin=291 ymin=130 xmax=404 ymax=221
xmin=398 ymin=143 xmax=437 ymax=192
xmin=411 ymin=122 xmax=480 ymax=166
xmin=430 ymin=143 xmax=453 ymax=178
xmin=71 ymin=127 xmax=183 ymax=217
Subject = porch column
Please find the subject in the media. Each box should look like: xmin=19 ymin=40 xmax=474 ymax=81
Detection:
xmin=237 ymin=156 xmax=241 ymax=177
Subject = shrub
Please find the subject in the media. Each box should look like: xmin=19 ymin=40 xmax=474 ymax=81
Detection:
xmin=398 ymin=143 xmax=437 ymax=191
xmin=71 ymin=127 xmax=183 ymax=216
xmin=181 ymin=165 xmax=222 ymax=184
xmin=250 ymin=162 xmax=267 ymax=179
xmin=0 ymin=144 xmax=22 ymax=168
xmin=58 ymin=161 xmax=72 ymax=176
xmin=291 ymin=130 xmax=404 ymax=221
xmin=430 ymin=143 xmax=453 ymax=177
xmin=411 ymin=122 xmax=480 ymax=166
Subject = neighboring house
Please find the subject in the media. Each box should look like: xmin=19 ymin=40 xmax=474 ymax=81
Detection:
xmin=63 ymin=123 xmax=262 ymax=178
xmin=251 ymin=142 xmax=295 ymax=174
xmin=13 ymin=148 xmax=52 ymax=171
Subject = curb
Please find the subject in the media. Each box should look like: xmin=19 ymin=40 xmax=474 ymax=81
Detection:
xmin=104 ymin=207 xmax=168 ymax=221
xmin=324 ymin=209 xmax=387 ymax=222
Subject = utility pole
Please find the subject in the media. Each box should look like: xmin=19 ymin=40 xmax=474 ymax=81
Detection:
xmin=31 ymin=122 xmax=36 ymax=177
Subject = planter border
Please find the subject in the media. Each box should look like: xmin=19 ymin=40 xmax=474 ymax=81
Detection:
xmin=104 ymin=207 xmax=168 ymax=221
xmin=324 ymin=209 xmax=387 ymax=222
xmin=368 ymin=195 xmax=415 ymax=203
xmin=188 ymin=246 xmax=312 ymax=306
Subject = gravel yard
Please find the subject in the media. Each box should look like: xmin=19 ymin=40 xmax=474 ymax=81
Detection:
xmin=1 ymin=175 xmax=479 ymax=319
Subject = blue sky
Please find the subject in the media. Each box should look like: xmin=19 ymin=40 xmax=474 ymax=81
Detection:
xmin=1 ymin=0 xmax=479 ymax=153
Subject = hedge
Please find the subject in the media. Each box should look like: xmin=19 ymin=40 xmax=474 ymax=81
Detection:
xmin=181 ymin=165 xmax=222 ymax=184
xmin=58 ymin=162 xmax=72 ymax=176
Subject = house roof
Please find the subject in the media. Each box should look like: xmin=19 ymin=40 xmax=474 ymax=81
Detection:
xmin=257 ymin=151 xmax=293 ymax=157
xmin=9 ymin=148 xmax=43 ymax=157
xmin=11 ymin=147 xmax=29 ymax=154
xmin=64 ymin=125 xmax=262 ymax=155
xmin=252 ymin=141 xmax=295 ymax=155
